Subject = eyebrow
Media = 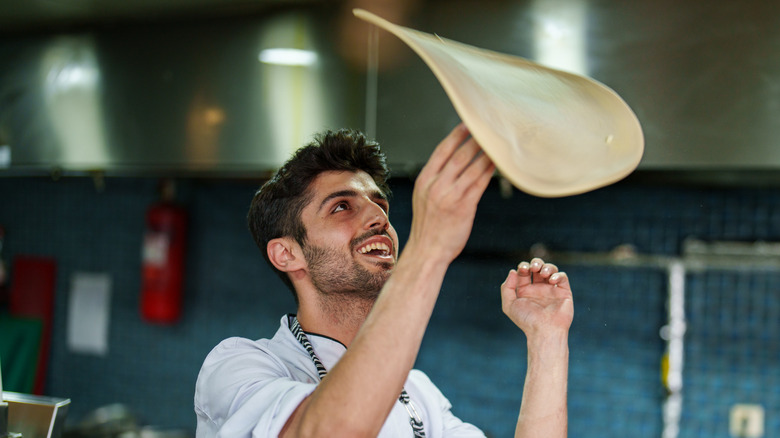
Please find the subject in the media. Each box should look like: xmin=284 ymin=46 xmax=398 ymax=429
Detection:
xmin=318 ymin=189 xmax=388 ymax=212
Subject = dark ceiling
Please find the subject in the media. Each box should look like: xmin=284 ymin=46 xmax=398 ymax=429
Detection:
xmin=0 ymin=0 xmax=327 ymax=32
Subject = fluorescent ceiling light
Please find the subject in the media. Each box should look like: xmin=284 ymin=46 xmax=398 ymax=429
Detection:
xmin=259 ymin=48 xmax=318 ymax=66
xmin=531 ymin=0 xmax=587 ymax=75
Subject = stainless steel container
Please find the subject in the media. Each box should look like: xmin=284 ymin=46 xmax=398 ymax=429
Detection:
xmin=2 ymin=391 xmax=70 ymax=438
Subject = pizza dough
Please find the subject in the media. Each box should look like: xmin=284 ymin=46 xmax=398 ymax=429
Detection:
xmin=353 ymin=9 xmax=644 ymax=197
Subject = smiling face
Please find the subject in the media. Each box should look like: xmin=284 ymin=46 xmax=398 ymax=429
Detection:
xmin=298 ymin=170 xmax=399 ymax=299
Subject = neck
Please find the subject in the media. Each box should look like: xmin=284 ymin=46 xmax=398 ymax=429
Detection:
xmin=296 ymin=293 xmax=376 ymax=347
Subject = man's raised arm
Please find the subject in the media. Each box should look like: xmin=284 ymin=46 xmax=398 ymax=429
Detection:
xmin=501 ymin=258 xmax=574 ymax=438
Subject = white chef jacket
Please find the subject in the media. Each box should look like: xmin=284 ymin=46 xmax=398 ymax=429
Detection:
xmin=194 ymin=315 xmax=485 ymax=438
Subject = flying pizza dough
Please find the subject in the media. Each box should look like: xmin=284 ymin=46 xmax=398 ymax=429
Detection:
xmin=353 ymin=9 xmax=644 ymax=197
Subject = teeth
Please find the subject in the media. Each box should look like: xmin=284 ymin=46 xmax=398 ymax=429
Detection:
xmin=358 ymin=242 xmax=390 ymax=254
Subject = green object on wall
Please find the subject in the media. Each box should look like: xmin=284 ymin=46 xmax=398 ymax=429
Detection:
xmin=0 ymin=314 xmax=42 ymax=394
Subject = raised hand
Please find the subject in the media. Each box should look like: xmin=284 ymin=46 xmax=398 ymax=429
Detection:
xmin=406 ymin=123 xmax=495 ymax=265
xmin=500 ymin=258 xmax=574 ymax=337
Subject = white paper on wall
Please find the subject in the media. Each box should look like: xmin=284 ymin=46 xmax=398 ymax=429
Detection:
xmin=66 ymin=272 xmax=112 ymax=356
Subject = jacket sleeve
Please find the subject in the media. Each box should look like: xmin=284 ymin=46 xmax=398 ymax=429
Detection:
xmin=194 ymin=337 xmax=316 ymax=438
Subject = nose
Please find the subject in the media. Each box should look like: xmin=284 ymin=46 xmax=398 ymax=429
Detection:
xmin=362 ymin=201 xmax=389 ymax=231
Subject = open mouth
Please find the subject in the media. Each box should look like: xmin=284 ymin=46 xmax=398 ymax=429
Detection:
xmin=354 ymin=234 xmax=394 ymax=260
xmin=357 ymin=241 xmax=392 ymax=257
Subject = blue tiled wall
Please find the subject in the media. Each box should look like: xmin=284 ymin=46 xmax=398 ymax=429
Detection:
xmin=1 ymin=175 xmax=779 ymax=437
xmin=684 ymin=271 xmax=780 ymax=437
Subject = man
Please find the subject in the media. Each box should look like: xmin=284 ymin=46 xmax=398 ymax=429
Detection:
xmin=194 ymin=124 xmax=574 ymax=437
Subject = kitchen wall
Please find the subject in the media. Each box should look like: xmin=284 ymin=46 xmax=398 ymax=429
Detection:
xmin=1 ymin=174 xmax=779 ymax=437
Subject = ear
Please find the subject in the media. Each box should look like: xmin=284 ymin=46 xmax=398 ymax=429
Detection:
xmin=267 ymin=237 xmax=306 ymax=273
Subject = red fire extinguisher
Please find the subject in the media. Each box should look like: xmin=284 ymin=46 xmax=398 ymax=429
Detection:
xmin=141 ymin=179 xmax=187 ymax=323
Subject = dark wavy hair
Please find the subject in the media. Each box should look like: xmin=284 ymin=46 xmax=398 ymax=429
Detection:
xmin=248 ymin=129 xmax=391 ymax=302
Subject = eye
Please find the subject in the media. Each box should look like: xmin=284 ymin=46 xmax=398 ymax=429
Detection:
xmin=332 ymin=201 xmax=350 ymax=213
